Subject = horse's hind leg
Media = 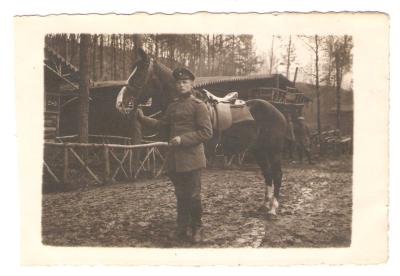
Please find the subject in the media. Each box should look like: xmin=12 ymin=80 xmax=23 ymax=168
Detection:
xmin=253 ymin=149 xmax=273 ymax=210
xmin=268 ymin=153 xmax=283 ymax=216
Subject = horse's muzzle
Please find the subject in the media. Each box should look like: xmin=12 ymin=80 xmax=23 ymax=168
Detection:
xmin=116 ymin=86 xmax=134 ymax=114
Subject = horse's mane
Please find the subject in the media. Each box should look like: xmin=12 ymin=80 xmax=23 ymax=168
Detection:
xmin=151 ymin=59 xmax=176 ymax=109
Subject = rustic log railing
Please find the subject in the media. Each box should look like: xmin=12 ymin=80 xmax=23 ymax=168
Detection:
xmin=43 ymin=140 xmax=169 ymax=186
xmin=55 ymin=134 xmax=132 ymax=145
xmin=44 ymin=133 xmax=251 ymax=187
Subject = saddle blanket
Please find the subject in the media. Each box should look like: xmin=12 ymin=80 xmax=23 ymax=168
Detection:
xmin=212 ymin=100 xmax=254 ymax=131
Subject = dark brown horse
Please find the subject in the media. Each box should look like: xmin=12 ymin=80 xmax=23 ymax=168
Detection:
xmin=116 ymin=49 xmax=287 ymax=216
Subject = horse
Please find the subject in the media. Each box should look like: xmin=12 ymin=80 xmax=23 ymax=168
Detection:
xmin=115 ymin=48 xmax=287 ymax=216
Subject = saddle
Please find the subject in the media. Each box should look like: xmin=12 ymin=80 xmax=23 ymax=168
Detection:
xmin=203 ymin=90 xmax=239 ymax=104
xmin=202 ymin=89 xmax=254 ymax=131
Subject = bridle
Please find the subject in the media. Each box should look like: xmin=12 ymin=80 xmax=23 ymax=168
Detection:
xmin=122 ymin=59 xmax=154 ymax=108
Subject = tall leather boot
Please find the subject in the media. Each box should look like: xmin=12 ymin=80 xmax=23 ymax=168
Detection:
xmin=192 ymin=226 xmax=203 ymax=243
xmin=306 ymin=150 xmax=314 ymax=165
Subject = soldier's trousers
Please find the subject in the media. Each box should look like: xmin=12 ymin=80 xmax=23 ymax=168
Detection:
xmin=297 ymin=141 xmax=312 ymax=163
xmin=168 ymin=169 xmax=202 ymax=232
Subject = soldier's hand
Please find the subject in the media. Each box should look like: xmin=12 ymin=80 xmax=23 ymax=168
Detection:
xmin=136 ymin=108 xmax=144 ymax=120
xmin=169 ymin=136 xmax=181 ymax=146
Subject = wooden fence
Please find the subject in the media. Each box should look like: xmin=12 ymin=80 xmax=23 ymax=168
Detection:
xmin=310 ymin=129 xmax=353 ymax=155
xmin=43 ymin=133 xmax=251 ymax=188
xmin=43 ymin=138 xmax=169 ymax=186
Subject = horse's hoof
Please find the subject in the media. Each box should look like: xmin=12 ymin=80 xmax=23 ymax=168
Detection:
xmin=267 ymin=212 xmax=278 ymax=220
xmin=267 ymin=208 xmax=278 ymax=219
xmin=259 ymin=205 xmax=268 ymax=212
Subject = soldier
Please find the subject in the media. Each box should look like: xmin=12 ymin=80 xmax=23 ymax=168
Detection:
xmin=293 ymin=115 xmax=314 ymax=165
xmin=284 ymin=113 xmax=296 ymax=160
xmin=137 ymin=67 xmax=213 ymax=243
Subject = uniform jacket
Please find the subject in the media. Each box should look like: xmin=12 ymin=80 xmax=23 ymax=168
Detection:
xmin=293 ymin=119 xmax=311 ymax=146
xmin=285 ymin=116 xmax=296 ymax=142
xmin=141 ymin=91 xmax=213 ymax=172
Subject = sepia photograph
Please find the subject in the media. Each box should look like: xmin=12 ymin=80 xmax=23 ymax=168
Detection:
xmin=42 ymin=32 xmax=353 ymax=248
xmin=15 ymin=13 xmax=388 ymax=265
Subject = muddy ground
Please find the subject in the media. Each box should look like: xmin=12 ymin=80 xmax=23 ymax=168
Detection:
xmin=42 ymin=155 xmax=352 ymax=248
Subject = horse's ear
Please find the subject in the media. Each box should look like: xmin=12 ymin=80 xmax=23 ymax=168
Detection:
xmin=137 ymin=48 xmax=149 ymax=61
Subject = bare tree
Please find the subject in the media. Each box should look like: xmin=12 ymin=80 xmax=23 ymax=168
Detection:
xmin=70 ymin=34 xmax=77 ymax=66
xmin=206 ymin=34 xmax=211 ymax=74
xmin=322 ymin=35 xmax=335 ymax=86
xmin=78 ymin=34 xmax=91 ymax=143
xmin=111 ymin=34 xmax=117 ymax=80
xmin=314 ymin=35 xmax=321 ymax=138
xmin=281 ymin=35 xmax=296 ymax=79
xmin=265 ymin=35 xmax=284 ymax=75
xmin=122 ymin=34 xmax=126 ymax=79
xmin=133 ymin=34 xmax=144 ymax=55
xmin=47 ymin=33 xmax=263 ymax=83
xmin=268 ymin=35 xmax=276 ymax=75
xmin=130 ymin=34 xmax=145 ymax=146
xmin=231 ymin=35 xmax=236 ymax=75
xmin=332 ymin=35 xmax=353 ymax=130
xmin=297 ymin=35 xmax=323 ymax=139
xmin=99 ymin=34 xmax=104 ymax=80
xmin=153 ymin=34 xmax=159 ymax=59
xmin=92 ymin=34 xmax=97 ymax=80
xmin=211 ymin=34 xmax=216 ymax=74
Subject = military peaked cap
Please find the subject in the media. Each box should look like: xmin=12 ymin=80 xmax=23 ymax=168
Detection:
xmin=172 ymin=67 xmax=195 ymax=81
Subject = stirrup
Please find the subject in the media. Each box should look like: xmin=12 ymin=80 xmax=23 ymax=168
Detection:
xmin=215 ymin=143 xmax=224 ymax=156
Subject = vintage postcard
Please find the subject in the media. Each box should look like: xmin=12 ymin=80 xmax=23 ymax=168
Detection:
xmin=15 ymin=13 xmax=388 ymax=265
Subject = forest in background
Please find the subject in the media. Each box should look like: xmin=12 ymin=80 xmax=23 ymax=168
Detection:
xmin=45 ymin=33 xmax=353 ymax=89
xmin=45 ymin=33 xmax=353 ymax=134
xmin=45 ymin=33 xmax=263 ymax=81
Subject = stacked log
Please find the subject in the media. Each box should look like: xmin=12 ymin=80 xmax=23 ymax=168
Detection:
xmin=44 ymin=112 xmax=58 ymax=140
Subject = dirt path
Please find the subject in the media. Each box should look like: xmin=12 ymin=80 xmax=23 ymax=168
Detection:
xmin=42 ymin=156 xmax=352 ymax=248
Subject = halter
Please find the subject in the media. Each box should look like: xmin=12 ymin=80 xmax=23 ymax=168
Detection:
xmin=123 ymin=59 xmax=154 ymax=102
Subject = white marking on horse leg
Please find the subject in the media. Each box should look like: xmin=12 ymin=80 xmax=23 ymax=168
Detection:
xmin=265 ymin=185 xmax=273 ymax=208
xmin=268 ymin=197 xmax=279 ymax=216
xmin=272 ymin=197 xmax=279 ymax=210
xmin=267 ymin=185 xmax=273 ymax=200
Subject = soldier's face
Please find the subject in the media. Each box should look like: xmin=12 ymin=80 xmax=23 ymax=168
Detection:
xmin=175 ymin=79 xmax=193 ymax=94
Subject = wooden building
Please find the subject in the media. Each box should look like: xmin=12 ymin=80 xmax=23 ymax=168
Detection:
xmin=44 ymin=43 xmax=309 ymax=141
xmin=44 ymin=46 xmax=80 ymax=140
xmin=54 ymin=73 xmax=309 ymax=140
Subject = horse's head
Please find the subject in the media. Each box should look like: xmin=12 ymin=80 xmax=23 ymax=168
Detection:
xmin=116 ymin=48 xmax=158 ymax=114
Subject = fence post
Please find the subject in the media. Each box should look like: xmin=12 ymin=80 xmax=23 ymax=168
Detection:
xmin=63 ymin=145 xmax=69 ymax=185
xmin=103 ymin=145 xmax=110 ymax=184
xmin=129 ymin=149 xmax=133 ymax=179
xmin=152 ymin=147 xmax=156 ymax=177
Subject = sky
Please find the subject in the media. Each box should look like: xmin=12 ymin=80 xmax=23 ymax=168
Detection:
xmin=253 ymin=34 xmax=353 ymax=89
